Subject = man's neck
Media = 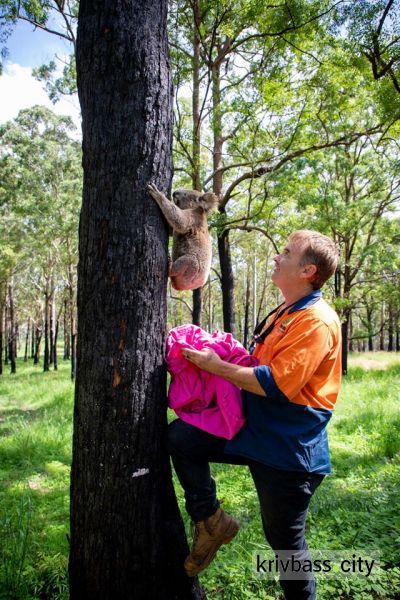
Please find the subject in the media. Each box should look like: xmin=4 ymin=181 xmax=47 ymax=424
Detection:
xmin=280 ymin=286 xmax=315 ymax=309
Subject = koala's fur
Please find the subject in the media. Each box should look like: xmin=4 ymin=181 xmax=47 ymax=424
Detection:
xmin=147 ymin=184 xmax=219 ymax=291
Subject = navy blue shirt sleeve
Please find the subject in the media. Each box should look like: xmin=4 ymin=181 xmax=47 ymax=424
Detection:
xmin=254 ymin=365 xmax=289 ymax=403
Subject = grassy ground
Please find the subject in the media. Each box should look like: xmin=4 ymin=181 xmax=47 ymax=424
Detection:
xmin=0 ymin=353 xmax=399 ymax=599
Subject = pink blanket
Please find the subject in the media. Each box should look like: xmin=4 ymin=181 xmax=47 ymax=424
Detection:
xmin=166 ymin=325 xmax=259 ymax=439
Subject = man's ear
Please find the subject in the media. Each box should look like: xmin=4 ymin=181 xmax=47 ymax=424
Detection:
xmin=301 ymin=264 xmax=318 ymax=281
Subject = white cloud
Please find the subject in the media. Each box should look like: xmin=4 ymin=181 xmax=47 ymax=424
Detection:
xmin=0 ymin=62 xmax=81 ymax=135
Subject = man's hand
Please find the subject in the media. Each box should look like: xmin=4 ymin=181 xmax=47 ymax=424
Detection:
xmin=182 ymin=346 xmax=266 ymax=396
xmin=181 ymin=347 xmax=223 ymax=374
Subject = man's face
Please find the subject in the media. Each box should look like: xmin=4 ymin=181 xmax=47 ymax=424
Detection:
xmin=271 ymin=240 xmax=309 ymax=288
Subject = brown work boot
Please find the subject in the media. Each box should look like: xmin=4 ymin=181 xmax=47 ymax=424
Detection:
xmin=184 ymin=507 xmax=240 ymax=577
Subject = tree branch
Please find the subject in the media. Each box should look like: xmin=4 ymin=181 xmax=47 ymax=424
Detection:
xmin=221 ymin=124 xmax=383 ymax=207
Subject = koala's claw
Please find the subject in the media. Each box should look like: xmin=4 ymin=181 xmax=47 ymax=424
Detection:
xmin=147 ymin=183 xmax=160 ymax=198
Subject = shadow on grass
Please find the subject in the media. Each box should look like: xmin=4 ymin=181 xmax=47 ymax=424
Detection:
xmin=0 ymin=391 xmax=72 ymax=421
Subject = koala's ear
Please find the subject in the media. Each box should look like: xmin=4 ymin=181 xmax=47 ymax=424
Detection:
xmin=199 ymin=192 xmax=219 ymax=212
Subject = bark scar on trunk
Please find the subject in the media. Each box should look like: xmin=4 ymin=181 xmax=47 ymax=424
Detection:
xmin=131 ymin=468 xmax=150 ymax=478
xmin=112 ymin=367 xmax=121 ymax=387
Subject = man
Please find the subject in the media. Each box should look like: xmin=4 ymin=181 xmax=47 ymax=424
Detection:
xmin=167 ymin=230 xmax=341 ymax=600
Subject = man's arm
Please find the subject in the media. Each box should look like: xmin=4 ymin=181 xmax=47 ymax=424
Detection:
xmin=182 ymin=347 xmax=266 ymax=396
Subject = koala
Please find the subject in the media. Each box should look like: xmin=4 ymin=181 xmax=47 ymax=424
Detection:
xmin=147 ymin=183 xmax=219 ymax=291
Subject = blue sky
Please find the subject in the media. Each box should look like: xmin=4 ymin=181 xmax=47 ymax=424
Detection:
xmin=1 ymin=19 xmax=80 ymax=129
xmin=5 ymin=19 xmax=71 ymax=67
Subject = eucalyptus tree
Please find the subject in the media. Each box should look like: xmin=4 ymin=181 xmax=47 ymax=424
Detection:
xmin=0 ymin=106 xmax=81 ymax=374
xmin=171 ymin=0 xmax=386 ymax=334
xmin=69 ymin=1 xmax=204 ymax=598
xmin=339 ymin=0 xmax=400 ymax=108
xmin=284 ymin=133 xmax=400 ymax=372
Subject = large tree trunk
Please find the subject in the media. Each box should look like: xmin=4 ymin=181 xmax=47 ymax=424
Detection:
xmin=69 ymin=3 xmax=204 ymax=599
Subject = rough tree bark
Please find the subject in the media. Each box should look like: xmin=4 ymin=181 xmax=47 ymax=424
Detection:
xmin=69 ymin=2 xmax=205 ymax=599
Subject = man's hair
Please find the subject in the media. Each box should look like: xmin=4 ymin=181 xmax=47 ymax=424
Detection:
xmin=289 ymin=230 xmax=340 ymax=290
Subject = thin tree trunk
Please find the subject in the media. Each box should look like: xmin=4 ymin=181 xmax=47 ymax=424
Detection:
xmin=218 ymin=227 xmax=236 ymax=334
xmin=68 ymin=266 xmax=77 ymax=381
xmin=211 ymin=59 xmax=236 ymax=335
xmin=0 ymin=303 xmax=3 ymax=376
xmin=366 ymin=305 xmax=374 ymax=351
xmin=24 ymin=318 xmax=30 ymax=362
xmin=191 ymin=6 xmax=204 ymax=328
xmin=54 ymin=317 xmax=59 ymax=371
xmin=50 ymin=282 xmax=55 ymax=365
xmin=243 ymin=268 xmax=251 ymax=348
xmin=341 ymin=310 xmax=349 ymax=376
xmin=380 ymin=302 xmax=385 ymax=350
xmin=388 ymin=302 xmax=394 ymax=351
xmin=252 ymin=253 xmax=257 ymax=331
xmin=192 ymin=287 xmax=202 ymax=326
xmin=43 ymin=289 xmax=50 ymax=372
xmin=69 ymin=3 xmax=205 ymax=598
xmin=208 ymin=277 xmax=213 ymax=332
xmin=64 ymin=297 xmax=70 ymax=360
xmin=15 ymin=322 xmax=19 ymax=358
xmin=256 ymin=258 xmax=270 ymax=324
xmin=349 ymin=312 xmax=354 ymax=352
xmin=31 ymin=320 xmax=35 ymax=358
xmin=34 ymin=324 xmax=42 ymax=364
xmin=4 ymin=302 xmax=8 ymax=365
xmin=8 ymin=282 xmax=16 ymax=374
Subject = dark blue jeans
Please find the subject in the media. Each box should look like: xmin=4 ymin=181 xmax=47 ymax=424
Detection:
xmin=167 ymin=419 xmax=324 ymax=600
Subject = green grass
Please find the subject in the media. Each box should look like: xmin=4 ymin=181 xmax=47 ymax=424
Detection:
xmin=0 ymin=354 xmax=399 ymax=599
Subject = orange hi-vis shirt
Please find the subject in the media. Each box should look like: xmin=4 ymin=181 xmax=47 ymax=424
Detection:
xmin=225 ymin=290 xmax=342 ymax=473
xmin=253 ymin=296 xmax=342 ymax=410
